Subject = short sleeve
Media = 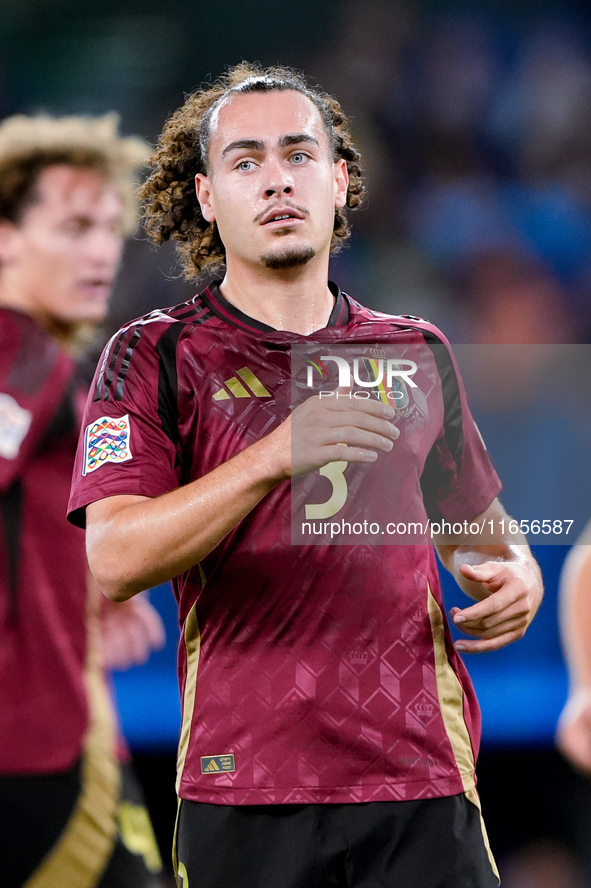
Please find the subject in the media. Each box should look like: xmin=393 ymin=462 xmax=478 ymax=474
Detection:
xmin=419 ymin=331 xmax=501 ymax=522
xmin=68 ymin=320 xmax=181 ymax=527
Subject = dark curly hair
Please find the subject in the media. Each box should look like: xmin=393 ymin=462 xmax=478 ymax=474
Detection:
xmin=139 ymin=62 xmax=366 ymax=279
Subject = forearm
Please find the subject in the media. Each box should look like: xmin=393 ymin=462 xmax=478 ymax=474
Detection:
xmin=556 ymin=525 xmax=591 ymax=773
xmin=560 ymin=534 xmax=591 ymax=691
xmin=87 ymin=432 xmax=287 ymax=601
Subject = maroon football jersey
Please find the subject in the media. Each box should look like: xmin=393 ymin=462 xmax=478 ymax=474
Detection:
xmin=0 ymin=309 xmax=89 ymax=773
xmin=69 ymin=283 xmax=501 ymax=804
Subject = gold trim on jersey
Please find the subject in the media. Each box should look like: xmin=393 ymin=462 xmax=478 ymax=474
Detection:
xmin=172 ymin=797 xmax=182 ymax=884
xmin=25 ymin=603 xmax=119 ymax=888
xmin=427 ymin=585 xmax=476 ymax=791
xmin=464 ymin=786 xmax=501 ymax=882
xmin=176 ymin=600 xmax=202 ymax=794
xmin=213 ymin=366 xmax=271 ymax=401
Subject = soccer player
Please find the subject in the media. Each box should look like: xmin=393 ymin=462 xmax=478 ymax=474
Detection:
xmin=556 ymin=521 xmax=591 ymax=776
xmin=69 ymin=64 xmax=543 ymax=887
xmin=0 ymin=114 xmax=165 ymax=888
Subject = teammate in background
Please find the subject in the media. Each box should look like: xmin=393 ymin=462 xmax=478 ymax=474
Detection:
xmin=0 ymin=114 xmax=166 ymax=888
xmin=69 ymin=65 xmax=543 ymax=887
xmin=556 ymin=521 xmax=591 ymax=776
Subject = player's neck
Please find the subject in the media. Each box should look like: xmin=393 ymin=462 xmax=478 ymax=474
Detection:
xmin=0 ymin=276 xmax=86 ymax=353
xmin=218 ymin=260 xmax=335 ymax=334
xmin=0 ymin=277 xmax=46 ymax=331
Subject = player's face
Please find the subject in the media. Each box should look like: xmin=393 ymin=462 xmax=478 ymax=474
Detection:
xmin=196 ymin=90 xmax=348 ymax=273
xmin=0 ymin=164 xmax=125 ymax=325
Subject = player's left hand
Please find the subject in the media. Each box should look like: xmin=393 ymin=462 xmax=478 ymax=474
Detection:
xmin=100 ymin=593 xmax=166 ymax=670
xmin=450 ymin=559 xmax=543 ymax=653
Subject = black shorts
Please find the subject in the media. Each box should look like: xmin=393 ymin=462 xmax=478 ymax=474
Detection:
xmin=176 ymin=791 xmax=500 ymax=888
xmin=0 ymin=761 xmax=162 ymax=888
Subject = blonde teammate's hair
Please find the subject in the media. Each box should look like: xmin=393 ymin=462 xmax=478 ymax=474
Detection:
xmin=0 ymin=113 xmax=148 ymax=235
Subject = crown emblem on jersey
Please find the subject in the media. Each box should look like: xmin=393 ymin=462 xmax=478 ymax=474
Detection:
xmin=213 ymin=367 xmax=271 ymax=401
xmin=415 ymin=700 xmax=434 ymax=718
xmin=369 ymin=347 xmax=387 ymax=357
xmin=350 ymin=650 xmax=369 ymax=665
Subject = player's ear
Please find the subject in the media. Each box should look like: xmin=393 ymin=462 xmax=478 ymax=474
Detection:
xmin=333 ymin=159 xmax=348 ymax=210
xmin=195 ymin=174 xmax=215 ymax=223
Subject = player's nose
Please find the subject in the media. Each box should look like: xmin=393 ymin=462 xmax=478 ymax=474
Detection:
xmin=85 ymin=227 xmax=124 ymax=268
xmin=263 ymin=157 xmax=294 ymax=198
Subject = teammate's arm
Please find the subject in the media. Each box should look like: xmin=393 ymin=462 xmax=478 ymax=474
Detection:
xmin=555 ymin=521 xmax=591 ymax=775
xmin=434 ymin=498 xmax=543 ymax=653
xmin=86 ymin=394 xmax=398 ymax=601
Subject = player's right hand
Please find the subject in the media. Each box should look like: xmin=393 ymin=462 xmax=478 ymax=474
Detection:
xmin=285 ymin=388 xmax=399 ymax=478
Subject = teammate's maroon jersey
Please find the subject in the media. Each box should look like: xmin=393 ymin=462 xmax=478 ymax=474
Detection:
xmin=0 ymin=309 xmax=89 ymax=773
xmin=69 ymin=283 xmax=501 ymax=804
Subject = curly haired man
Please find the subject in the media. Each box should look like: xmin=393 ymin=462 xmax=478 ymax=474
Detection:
xmin=69 ymin=64 xmax=542 ymax=887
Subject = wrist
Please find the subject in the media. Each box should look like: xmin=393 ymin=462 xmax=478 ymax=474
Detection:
xmin=239 ymin=432 xmax=290 ymax=488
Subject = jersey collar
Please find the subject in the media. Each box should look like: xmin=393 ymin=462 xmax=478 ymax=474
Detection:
xmin=201 ymin=280 xmax=350 ymax=334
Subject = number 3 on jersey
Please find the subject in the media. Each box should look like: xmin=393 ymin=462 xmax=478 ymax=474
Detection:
xmin=304 ymin=460 xmax=348 ymax=520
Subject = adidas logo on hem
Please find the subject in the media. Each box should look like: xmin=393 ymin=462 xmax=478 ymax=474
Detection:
xmin=200 ymin=754 xmax=236 ymax=774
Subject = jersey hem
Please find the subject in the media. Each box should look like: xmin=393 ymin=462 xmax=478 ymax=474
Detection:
xmin=177 ymin=772 xmax=476 ymax=805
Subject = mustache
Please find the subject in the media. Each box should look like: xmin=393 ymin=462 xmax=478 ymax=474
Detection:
xmin=254 ymin=201 xmax=309 ymax=224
